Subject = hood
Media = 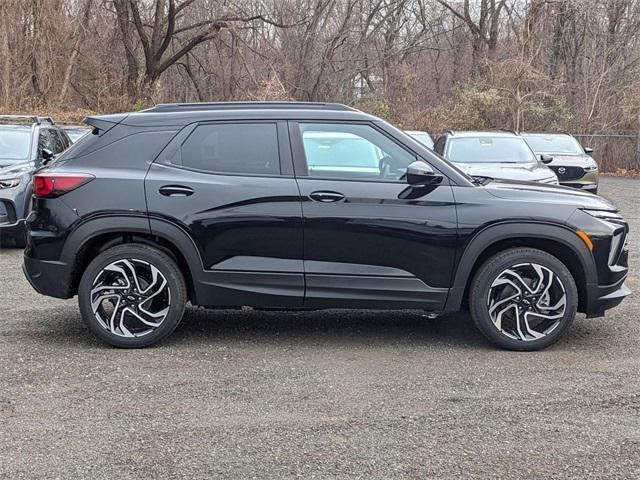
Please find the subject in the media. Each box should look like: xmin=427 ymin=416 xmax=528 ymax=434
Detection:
xmin=455 ymin=162 xmax=556 ymax=182
xmin=484 ymin=178 xmax=616 ymax=210
xmin=0 ymin=160 xmax=36 ymax=179
xmin=542 ymin=153 xmax=595 ymax=167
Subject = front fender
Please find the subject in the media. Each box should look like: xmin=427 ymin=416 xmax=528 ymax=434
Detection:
xmin=443 ymin=221 xmax=597 ymax=311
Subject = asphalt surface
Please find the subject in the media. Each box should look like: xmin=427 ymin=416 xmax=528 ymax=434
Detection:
xmin=1 ymin=176 xmax=638 ymax=479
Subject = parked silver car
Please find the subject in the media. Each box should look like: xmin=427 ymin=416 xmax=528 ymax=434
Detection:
xmin=433 ymin=131 xmax=558 ymax=184
xmin=61 ymin=125 xmax=91 ymax=143
xmin=521 ymin=133 xmax=599 ymax=194
xmin=405 ymin=130 xmax=434 ymax=149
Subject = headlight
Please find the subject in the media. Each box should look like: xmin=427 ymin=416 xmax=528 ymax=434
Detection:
xmin=581 ymin=209 xmax=622 ymax=220
xmin=540 ymin=176 xmax=558 ymax=184
xmin=584 ymin=162 xmax=598 ymax=172
xmin=0 ymin=177 xmax=20 ymax=188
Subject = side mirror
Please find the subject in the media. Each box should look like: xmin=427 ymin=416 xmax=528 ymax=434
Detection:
xmin=540 ymin=154 xmax=553 ymax=164
xmin=584 ymin=147 xmax=594 ymax=155
xmin=41 ymin=148 xmax=55 ymax=163
xmin=406 ymin=160 xmax=443 ymax=186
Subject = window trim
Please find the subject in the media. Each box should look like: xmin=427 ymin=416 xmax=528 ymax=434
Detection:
xmin=289 ymin=120 xmax=439 ymax=184
xmin=162 ymin=120 xmax=293 ymax=178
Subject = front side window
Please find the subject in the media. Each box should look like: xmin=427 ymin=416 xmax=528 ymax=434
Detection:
xmin=37 ymin=129 xmax=56 ymax=159
xmin=49 ymin=129 xmax=66 ymax=154
xmin=447 ymin=137 xmax=536 ymax=164
xmin=180 ymin=123 xmax=280 ymax=175
xmin=299 ymin=123 xmax=416 ymax=181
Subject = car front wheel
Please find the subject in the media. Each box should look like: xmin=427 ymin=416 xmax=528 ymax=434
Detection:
xmin=469 ymin=248 xmax=578 ymax=351
xmin=78 ymin=244 xmax=187 ymax=348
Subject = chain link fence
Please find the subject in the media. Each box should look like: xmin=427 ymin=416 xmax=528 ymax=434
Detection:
xmin=574 ymin=134 xmax=640 ymax=172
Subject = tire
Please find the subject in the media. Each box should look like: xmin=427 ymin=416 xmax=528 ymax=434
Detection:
xmin=469 ymin=248 xmax=578 ymax=351
xmin=78 ymin=244 xmax=187 ymax=348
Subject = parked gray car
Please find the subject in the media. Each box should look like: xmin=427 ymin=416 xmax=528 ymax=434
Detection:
xmin=433 ymin=131 xmax=558 ymax=184
xmin=61 ymin=125 xmax=91 ymax=143
xmin=405 ymin=130 xmax=434 ymax=149
xmin=521 ymin=132 xmax=599 ymax=194
xmin=0 ymin=115 xmax=71 ymax=246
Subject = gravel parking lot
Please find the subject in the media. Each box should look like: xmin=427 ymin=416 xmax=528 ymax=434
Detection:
xmin=0 ymin=176 xmax=638 ymax=479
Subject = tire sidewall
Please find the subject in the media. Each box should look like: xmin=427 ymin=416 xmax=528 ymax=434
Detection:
xmin=78 ymin=244 xmax=186 ymax=348
xmin=470 ymin=248 xmax=578 ymax=351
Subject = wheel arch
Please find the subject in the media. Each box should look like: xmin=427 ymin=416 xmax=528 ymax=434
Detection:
xmin=61 ymin=216 xmax=202 ymax=301
xmin=444 ymin=222 xmax=597 ymax=313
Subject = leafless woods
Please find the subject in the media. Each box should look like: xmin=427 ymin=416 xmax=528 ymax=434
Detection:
xmin=1 ymin=0 xmax=639 ymax=143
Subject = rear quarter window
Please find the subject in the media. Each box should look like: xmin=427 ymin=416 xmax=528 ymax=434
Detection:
xmin=53 ymin=129 xmax=178 ymax=168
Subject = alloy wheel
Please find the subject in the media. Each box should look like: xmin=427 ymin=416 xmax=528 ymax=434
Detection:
xmin=487 ymin=262 xmax=567 ymax=342
xmin=89 ymin=258 xmax=171 ymax=338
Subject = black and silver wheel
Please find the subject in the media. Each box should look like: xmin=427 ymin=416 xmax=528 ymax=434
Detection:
xmin=469 ymin=248 xmax=578 ymax=351
xmin=78 ymin=244 xmax=186 ymax=348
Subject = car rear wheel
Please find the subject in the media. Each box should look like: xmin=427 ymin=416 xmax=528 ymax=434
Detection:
xmin=78 ymin=244 xmax=186 ymax=348
xmin=469 ymin=248 xmax=578 ymax=351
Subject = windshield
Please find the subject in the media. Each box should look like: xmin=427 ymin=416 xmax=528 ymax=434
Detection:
xmin=448 ymin=137 xmax=536 ymax=164
xmin=408 ymin=132 xmax=434 ymax=149
xmin=523 ymin=135 xmax=583 ymax=154
xmin=0 ymin=129 xmax=31 ymax=161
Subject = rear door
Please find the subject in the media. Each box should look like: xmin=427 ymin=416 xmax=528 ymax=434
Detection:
xmin=290 ymin=121 xmax=457 ymax=310
xmin=145 ymin=120 xmax=304 ymax=307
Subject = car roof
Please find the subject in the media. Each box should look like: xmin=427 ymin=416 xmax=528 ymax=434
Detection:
xmin=87 ymin=102 xmax=377 ymax=129
xmin=445 ymin=130 xmax=520 ymax=138
xmin=61 ymin=125 xmax=91 ymax=130
xmin=519 ymin=132 xmax=573 ymax=137
xmin=0 ymin=115 xmax=55 ymax=126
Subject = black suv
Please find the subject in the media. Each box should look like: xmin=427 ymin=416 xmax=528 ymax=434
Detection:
xmin=23 ymin=102 xmax=630 ymax=350
xmin=0 ymin=115 xmax=71 ymax=246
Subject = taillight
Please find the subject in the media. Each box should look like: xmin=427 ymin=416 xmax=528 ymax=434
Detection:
xmin=33 ymin=173 xmax=94 ymax=198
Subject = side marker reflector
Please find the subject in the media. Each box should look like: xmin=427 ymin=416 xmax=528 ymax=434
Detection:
xmin=576 ymin=230 xmax=594 ymax=252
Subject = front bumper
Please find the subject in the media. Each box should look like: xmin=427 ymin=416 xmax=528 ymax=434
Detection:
xmin=586 ymin=279 xmax=631 ymax=318
xmin=0 ymin=219 xmax=26 ymax=240
xmin=22 ymin=254 xmax=74 ymax=299
xmin=557 ymin=170 xmax=599 ymax=191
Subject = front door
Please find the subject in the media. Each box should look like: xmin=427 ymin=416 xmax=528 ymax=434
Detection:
xmin=146 ymin=120 xmax=304 ymax=307
xmin=289 ymin=121 xmax=457 ymax=310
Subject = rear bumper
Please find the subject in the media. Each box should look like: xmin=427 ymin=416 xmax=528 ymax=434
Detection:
xmin=22 ymin=254 xmax=74 ymax=299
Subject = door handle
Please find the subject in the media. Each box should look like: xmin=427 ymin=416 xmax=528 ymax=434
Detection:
xmin=309 ymin=191 xmax=345 ymax=203
xmin=159 ymin=185 xmax=194 ymax=197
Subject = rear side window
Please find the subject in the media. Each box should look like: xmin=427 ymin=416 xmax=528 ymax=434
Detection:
xmin=180 ymin=123 xmax=280 ymax=175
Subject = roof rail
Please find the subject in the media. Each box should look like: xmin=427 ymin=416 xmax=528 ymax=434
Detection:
xmin=0 ymin=115 xmax=55 ymax=126
xmin=444 ymin=130 xmax=455 ymax=136
xmin=142 ymin=101 xmax=358 ymax=113
xmin=500 ymin=128 xmax=519 ymax=135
